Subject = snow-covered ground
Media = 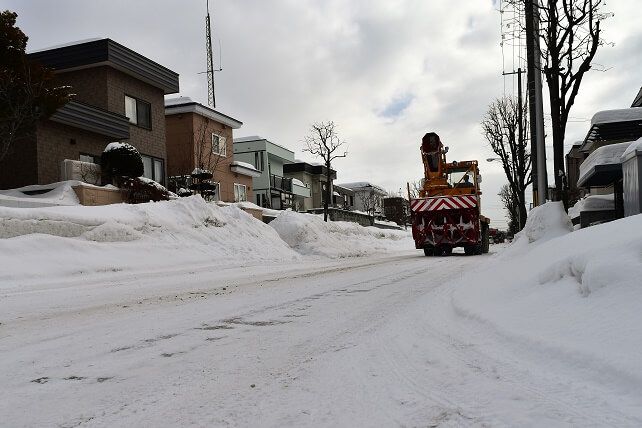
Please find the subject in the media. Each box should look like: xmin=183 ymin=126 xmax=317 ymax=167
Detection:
xmin=1 ymin=199 xmax=642 ymax=426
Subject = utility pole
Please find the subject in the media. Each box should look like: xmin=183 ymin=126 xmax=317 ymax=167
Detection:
xmin=502 ymin=67 xmax=526 ymax=228
xmin=524 ymin=0 xmax=548 ymax=206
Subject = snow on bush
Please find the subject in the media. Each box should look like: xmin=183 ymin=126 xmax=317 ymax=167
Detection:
xmin=270 ymin=210 xmax=412 ymax=258
xmin=451 ymin=210 xmax=642 ymax=383
xmin=0 ymin=196 xmax=299 ymax=284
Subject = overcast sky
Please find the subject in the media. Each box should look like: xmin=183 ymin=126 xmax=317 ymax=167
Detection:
xmin=7 ymin=0 xmax=642 ymax=228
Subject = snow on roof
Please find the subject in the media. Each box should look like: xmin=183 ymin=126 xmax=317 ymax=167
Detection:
xmin=233 ymin=136 xmax=263 ymax=143
xmin=164 ymin=96 xmax=194 ymax=106
xmin=27 ymin=38 xmax=103 ymax=54
xmin=568 ymin=194 xmax=615 ymax=219
xmin=338 ymin=182 xmax=386 ymax=194
xmin=230 ymin=161 xmax=258 ymax=171
xmin=578 ymin=141 xmax=632 ymax=185
xmin=292 ymin=178 xmax=306 ymax=187
xmin=165 ymin=99 xmax=242 ymax=129
xmin=591 ymin=107 xmax=642 ymax=125
xmin=621 ymin=137 xmax=642 ymax=162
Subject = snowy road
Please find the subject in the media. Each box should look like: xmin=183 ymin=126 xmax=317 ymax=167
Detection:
xmin=2 ymin=250 xmax=641 ymax=427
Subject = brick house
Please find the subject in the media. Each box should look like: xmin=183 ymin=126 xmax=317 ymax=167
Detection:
xmin=0 ymin=38 xmax=179 ymax=190
xmin=164 ymin=97 xmax=260 ymax=202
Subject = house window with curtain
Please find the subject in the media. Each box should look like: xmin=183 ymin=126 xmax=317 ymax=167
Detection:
xmin=234 ymin=183 xmax=247 ymax=202
xmin=124 ymin=95 xmax=152 ymax=129
xmin=212 ymin=133 xmax=226 ymax=156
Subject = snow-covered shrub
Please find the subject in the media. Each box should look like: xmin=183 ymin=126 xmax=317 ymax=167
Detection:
xmin=120 ymin=176 xmax=173 ymax=203
xmin=101 ymin=142 xmax=143 ymax=184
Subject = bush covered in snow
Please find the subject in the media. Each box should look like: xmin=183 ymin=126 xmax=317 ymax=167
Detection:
xmin=101 ymin=142 xmax=144 ymax=184
xmin=120 ymin=176 xmax=173 ymax=203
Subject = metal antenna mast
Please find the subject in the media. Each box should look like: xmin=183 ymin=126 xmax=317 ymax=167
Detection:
xmin=205 ymin=0 xmax=215 ymax=108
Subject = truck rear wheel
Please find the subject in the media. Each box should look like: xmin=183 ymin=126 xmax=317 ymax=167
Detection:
xmin=423 ymin=246 xmax=435 ymax=257
xmin=481 ymin=223 xmax=490 ymax=254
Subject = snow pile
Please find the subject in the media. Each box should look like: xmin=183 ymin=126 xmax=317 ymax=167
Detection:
xmin=451 ymin=208 xmax=642 ymax=385
xmin=502 ymin=202 xmax=572 ymax=256
xmin=0 ymin=181 xmax=85 ymax=208
xmin=0 ymin=196 xmax=299 ymax=285
xmin=270 ymin=210 xmax=412 ymax=258
xmin=568 ymin=194 xmax=615 ymax=219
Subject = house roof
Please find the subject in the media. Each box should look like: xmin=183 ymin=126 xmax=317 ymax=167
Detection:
xmin=283 ymin=162 xmax=336 ymax=177
xmin=164 ymin=97 xmax=242 ymax=129
xmin=338 ymin=182 xmax=387 ymax=194
xmin=233 ymin=136 xmax=295 ymax=154
xmin=50 ymin=100 xmax=129 ymax=139
xmin=28 ymin=38 xmax=179 ymax=94
xmin=577 ymin=141 xmax=631 ymax=187
xmin=580 ymin=107 xmax=642 ymax=152
xmin=632 ymin=87 xmax=642 ymax=107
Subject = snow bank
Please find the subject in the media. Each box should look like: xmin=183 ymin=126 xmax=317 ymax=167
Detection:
xmin=568 ymin=194 xmax=615 ymax=219
xmin=502 ymin=202 xmax=572 ymax=257
xmin=451 ymin=207 xmax=642 ymax=385
xmin=0 ymin=196 xmax=299 ymax=285
xmin=269 ymin=210 xmax=412 ymax=258
xmin=0 ymin=181 xmax=82 ymax=208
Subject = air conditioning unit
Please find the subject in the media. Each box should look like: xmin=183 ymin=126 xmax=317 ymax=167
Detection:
xmin=60 ymin=159 xmax=101 ymax=185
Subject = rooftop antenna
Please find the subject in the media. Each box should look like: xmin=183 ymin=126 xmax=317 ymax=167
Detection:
xmin=205 ymin=0 xmax=220 ymax=108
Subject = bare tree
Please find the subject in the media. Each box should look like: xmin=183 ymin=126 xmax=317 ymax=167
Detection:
xmin=169 ymin=116 xmax=226 ymax=200
xmin=358 ymin=189 xmax=378 ymax=217
xmin=303 ymin=121 xmax=347 ymax=221
xmin=539 ymin=0 xmax=607 ymax=204
xmin=481 ymin=96 xmax=531 ymax=230
xmin=407 ymin=179 xmax=423 ymax=199
xmin=507 ymin=0 xmax=608 ymax=204
xmin=499 ymin=184 xmax=519 ymax=235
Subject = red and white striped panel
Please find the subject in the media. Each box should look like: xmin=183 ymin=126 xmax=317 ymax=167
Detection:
xmin=410 ymin=195 xmax=477 ymax=212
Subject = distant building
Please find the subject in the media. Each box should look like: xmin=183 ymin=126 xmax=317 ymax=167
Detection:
xmin=1 ymin=39 xmax=179 ymax=190
xmin=283 ymin=162 xmax=336 ymax=211
xmin=233 ymin=136 xmax=310 ymax=210
xmin=164 ymin=97 xmax=260 ymax=202
xmin=337 ymin=182 xmax=387 ymax=216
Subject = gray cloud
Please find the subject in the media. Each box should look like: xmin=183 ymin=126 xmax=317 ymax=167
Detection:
xmin=6 ymin=0 xmax=641 ymax=229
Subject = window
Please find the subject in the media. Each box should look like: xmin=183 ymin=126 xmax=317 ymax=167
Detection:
xmin=141 ymin=154 xmax=164 ymax=185
xmin=210 ymin=182 xmax=221 ymax=202
xmin=254 ymin=152 xmax=264 ymax=171
xmin=234 ymin=183 xmax=247 ymax=202
xmin=124 ymin=95 xmax=152 ymax=129
xmin=212 ymin=133 xmax=226 ymax=156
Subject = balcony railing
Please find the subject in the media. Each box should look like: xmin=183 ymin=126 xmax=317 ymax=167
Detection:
xmin=270 ymin=174 xmax=292 ymax=193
